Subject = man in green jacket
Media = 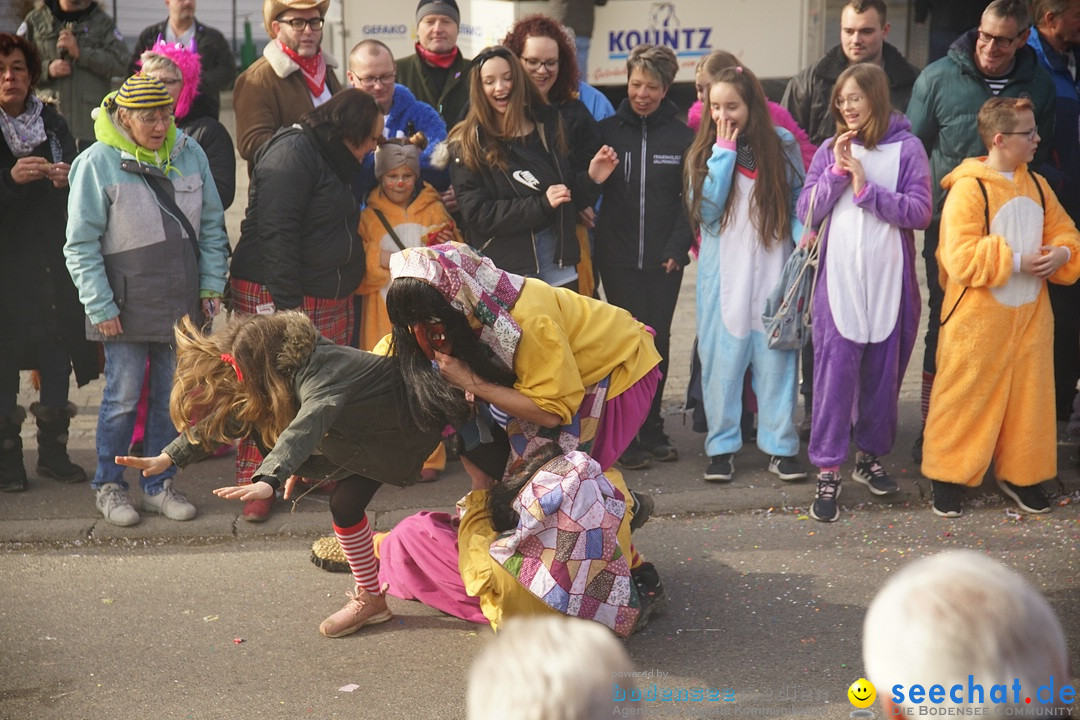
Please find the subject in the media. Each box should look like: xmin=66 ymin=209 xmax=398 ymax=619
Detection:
xmin=906 ymin=0 xmax=1056 ymax=461
xmin=395 ymin=0 xmax=470 ymax=129
xmin=18 ymin=0 xmax=129 ymax=151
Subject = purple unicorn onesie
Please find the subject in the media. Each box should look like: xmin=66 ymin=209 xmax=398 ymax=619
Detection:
xmin=798 ymin=113 xmax=931 ymax=482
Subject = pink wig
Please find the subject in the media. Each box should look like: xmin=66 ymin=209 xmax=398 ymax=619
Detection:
xmin=138 ymin=36 xmax=202 ymax=120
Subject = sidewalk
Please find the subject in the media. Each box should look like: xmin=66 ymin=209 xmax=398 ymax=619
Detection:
xmin=5 ymin=93 xmax=1078 ymax=545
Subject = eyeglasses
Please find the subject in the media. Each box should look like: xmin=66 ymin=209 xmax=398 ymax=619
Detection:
xmin=522 ymin=57 xmax=559 ymax=72
xmin=1001 ymin=126 xmax=1038 ymax=141
xmin=356 ymin=72 xmax=396 ymax=88
xmin=277 ymin=16 xmax=324 ymax=31
xmin=132 ymin=111 xmax=174 ymax=128
xmin=834 ymin=94 xmax=865 ymax=108
xmin=976 ymin=29 xmax=1020 ymax=48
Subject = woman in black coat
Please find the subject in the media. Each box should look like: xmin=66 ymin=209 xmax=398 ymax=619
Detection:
xmin=446 ymin=45 xmax=617 ymax=288
xmin=0 ymin=32 xmax=98 ymax=492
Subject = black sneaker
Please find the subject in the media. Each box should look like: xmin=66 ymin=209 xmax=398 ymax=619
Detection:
xmin=997 ymin=479 xmax=1051 ymax=514
xmin=809 ymin=470 xmax=841 ymax=522
xmin=616 ymin=441 xmax=652 ymax=471
xmin=631 ymin=562 xmax=667 ymax=632
xmin=931 ymin=480 xmax=962 ymax=518
xmin=640 ymin=431 xmax=678 ymax=462
xmin=852 ymin=454 xmax=899 ymax=495
xmin=768 ymin=455 xmax=808 ymax=481
xmin=704 ymin=454 xmax=734 ymax=482
xmin=628 ymin=489 xmax=654 ymax=532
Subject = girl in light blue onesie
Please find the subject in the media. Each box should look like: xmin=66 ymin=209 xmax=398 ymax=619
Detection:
xmin=684 ymin=65 xmax=806 ymax=484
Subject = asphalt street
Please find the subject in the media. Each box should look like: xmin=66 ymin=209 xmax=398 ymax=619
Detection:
xmin=3 ymin=93 xmax=1080 ymax=720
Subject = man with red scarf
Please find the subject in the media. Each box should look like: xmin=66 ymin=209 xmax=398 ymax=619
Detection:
xmin=233 ymin=0 xmax=342 ymax=174
xmin=395 ymin=0 xmax=470 ymax=128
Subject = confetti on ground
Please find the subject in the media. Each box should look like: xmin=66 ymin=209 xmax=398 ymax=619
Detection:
xmin=203 ymin=615 xmax=219 ymax=622
xmin=232 ymin=638 xmax=244 ymax=644
xmin=338 ymin=684 xmax=360 ymax=693
xmin=101 ymin=598 xmax=113 ymax=605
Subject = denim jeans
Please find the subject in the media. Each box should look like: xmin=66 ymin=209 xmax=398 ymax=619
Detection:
xmin=93 ymin=341 xmax=177 ymax=492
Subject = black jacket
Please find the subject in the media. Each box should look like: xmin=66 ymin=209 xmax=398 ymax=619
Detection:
xmin=781 ymin=42 xmax=921 ymax=146
xmin=180 ymin=115 xmax=236 ymax=210
xmin=231 ymin=125 xmax=364 ymax=308
xmin=594 ymin=98 xmax=694 ymax=271
xmin=165 ymin=337 xmax=440 ymax=488
xmin=449 ymin=107 xmax=601 ymax=276
xmin=130 ymin=18 xmax=237 ymax=121
xmin=0 ymin=103 xmax=98 ymax=386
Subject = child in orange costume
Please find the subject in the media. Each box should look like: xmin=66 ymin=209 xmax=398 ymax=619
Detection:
xmin=356 ymin=133 xmax=459 ymax=481
xmin=923 ymin=98 xmax=1080 ymax=518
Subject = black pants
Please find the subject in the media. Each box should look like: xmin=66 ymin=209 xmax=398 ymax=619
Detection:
xmin=598 ymin=264 xmax=683 ymax=436
xmin=1049 ymin=281 xmax=1080 ymax=418
xmin=922 ymin=221 xmax=945 ymax=376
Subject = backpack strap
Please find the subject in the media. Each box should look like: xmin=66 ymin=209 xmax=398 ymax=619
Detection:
xmin=939 ymin=178 xmax=989 ymax=327
xmin=372 ymin=208 xmax=407 ymax=252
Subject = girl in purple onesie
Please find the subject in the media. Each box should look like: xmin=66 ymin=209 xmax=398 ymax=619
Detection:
xmin=798 ymin=64 xmax=931 ymax=523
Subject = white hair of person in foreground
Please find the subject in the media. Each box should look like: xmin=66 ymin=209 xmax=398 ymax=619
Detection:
xmin=863 ymin=550 xmax=1070 ymax=715
xmin=467 ymin=615 xmax=639 ymax=720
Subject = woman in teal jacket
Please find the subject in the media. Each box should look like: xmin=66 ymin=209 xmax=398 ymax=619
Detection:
xmin=64 ymin=74 xmax=229 ymax=528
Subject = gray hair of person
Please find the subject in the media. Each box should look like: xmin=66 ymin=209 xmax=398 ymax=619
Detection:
xmin=1031 ymin=0 xmax=1077 ymax=27
xmin=466 ymin=615 xmax=639 ymax=720
xmin=845 ymin=0 xmax=888 ymax=25
xmin=349 ymin=38 xmax=395 ymax=69
xmin=983 ymin=0 xmax=1031 ymax=29
xmin=626 ymin=43 xmax=679 ymax=88
xmin=863 ymin=551 xmax=1068 ymax=712
xmin=138 ymin=52 xmax=180 ymax=78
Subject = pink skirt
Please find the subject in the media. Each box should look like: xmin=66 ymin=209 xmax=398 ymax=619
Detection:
xmin=377 ymin=511 xmax=487 ymax=624
xmin=591 ymin=365 xmax=661 ymax=470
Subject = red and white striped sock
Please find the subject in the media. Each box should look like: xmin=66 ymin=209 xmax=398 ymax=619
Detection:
xmin=333 ymin=516 xmax=380 ymax=594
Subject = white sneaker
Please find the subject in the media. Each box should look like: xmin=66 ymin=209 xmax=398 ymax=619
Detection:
xmin=96 ymin=483 xmax=140 ymax=526
xmin=141 ymin=479 xmax=196 ymax=521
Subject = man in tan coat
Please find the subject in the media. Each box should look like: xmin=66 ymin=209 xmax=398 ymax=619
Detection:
xmin=233 ymin=0 xmax=342 ymax=173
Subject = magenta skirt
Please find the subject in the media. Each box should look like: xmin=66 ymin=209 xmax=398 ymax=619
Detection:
xmin=591 ymin=365 xmax=661 ymax=470
xmin=377 ymin=511 xmax=487 ymax=624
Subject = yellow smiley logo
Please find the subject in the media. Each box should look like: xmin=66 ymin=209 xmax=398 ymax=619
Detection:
xmin=848 ymin=678 xmax=876 ymax=709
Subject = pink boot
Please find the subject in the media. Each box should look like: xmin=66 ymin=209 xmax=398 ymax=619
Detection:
xmin=319 ymin=585 xmax=392 ymax=638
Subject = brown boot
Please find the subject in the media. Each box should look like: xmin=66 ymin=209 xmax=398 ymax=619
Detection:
xmin=319 ymin=585 xmax=392 ymax=638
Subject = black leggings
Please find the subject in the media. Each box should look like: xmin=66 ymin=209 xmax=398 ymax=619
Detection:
xmin=328 ymin=474 xmax=382 ymax=528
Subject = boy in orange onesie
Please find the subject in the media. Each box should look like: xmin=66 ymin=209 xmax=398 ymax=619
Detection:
xmin=923 ymin=97 xmax=1080 ymax=518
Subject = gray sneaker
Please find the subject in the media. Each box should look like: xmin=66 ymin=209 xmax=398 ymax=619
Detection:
xmin=95 ymin=483 xmax=140 ymax=526
xmin=142 ymin=479 xmax=196 ymax=521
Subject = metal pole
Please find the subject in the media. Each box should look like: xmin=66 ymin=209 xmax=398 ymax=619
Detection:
xmin=232 ymin=0 xmax=238 ymax=54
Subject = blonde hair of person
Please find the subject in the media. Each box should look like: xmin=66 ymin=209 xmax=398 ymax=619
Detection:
xmin=171 ymin=312 xmax=318 ymax=452
xmin=863 ymin=550 xmax=1069 ymax=713
xmin=466 ymin=615 xmax=639 ymax=720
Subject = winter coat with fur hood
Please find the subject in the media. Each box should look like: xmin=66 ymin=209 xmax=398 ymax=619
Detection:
xmin=163 ymin=328 xmax=441 ymax=489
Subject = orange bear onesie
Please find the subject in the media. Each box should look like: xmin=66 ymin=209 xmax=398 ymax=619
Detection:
xmin=922 ymin=158 xmax=1080 ymax=488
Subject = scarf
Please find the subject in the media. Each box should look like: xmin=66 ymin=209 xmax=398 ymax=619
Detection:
xmin=0 ymin=95 xmax=55 ymax=159
xmin=735 ymin=135 xmax=757 ymax=178
xmin=415 ymin=42 xmax=458 ymax=69
xmin=389 ymin=242 xmax=525 ymax=369
xmin=488 ymin=449 xmax=640 ymax=637
xmin=279 ymin=40 xmax=326 ymax=97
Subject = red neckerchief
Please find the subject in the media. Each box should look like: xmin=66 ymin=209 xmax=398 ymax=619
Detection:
xmin=415 ymin=42 xmax=458 ymax=69
xmin=279 ymin=40 xmax=326 ymax=97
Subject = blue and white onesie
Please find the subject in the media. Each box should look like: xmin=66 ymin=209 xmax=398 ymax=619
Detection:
xmin=696 ymin=128 xmax=805 ymax=458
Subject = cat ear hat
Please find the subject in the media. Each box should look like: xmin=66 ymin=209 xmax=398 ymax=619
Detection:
xmin=137 ymin=36 xmax=202 ymax=120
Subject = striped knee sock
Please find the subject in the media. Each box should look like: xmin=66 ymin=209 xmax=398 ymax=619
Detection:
xmin=333 ymin=516 xmax=380 ymax=594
